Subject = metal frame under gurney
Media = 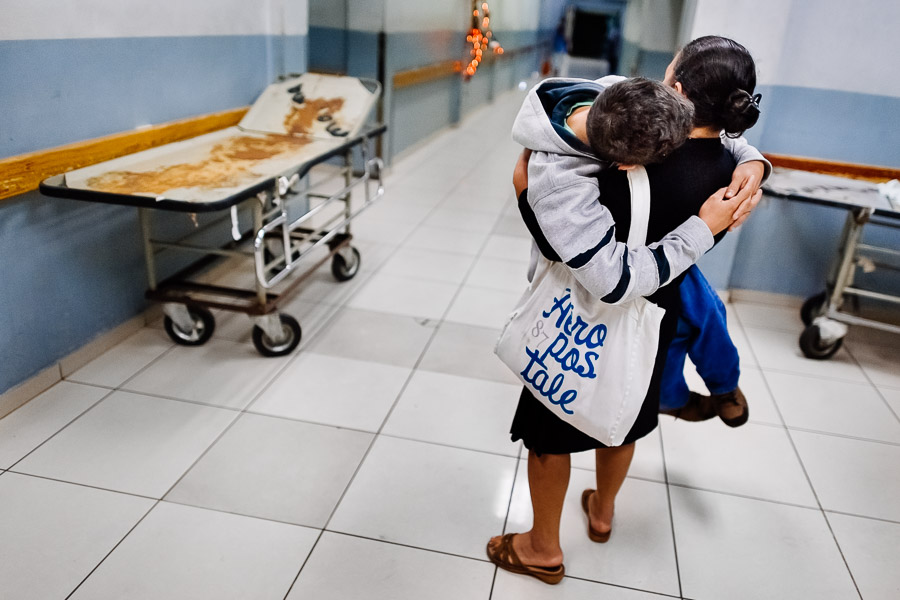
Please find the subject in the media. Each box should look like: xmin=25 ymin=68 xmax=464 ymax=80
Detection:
xmin=763 ymin=168 xmax=900 ymax=359
xmin=40 ymin=74 xmax=387 ymax=356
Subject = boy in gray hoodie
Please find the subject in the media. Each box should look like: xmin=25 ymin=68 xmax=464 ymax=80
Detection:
xmin=511 ymin=75 xmax=769 ymax=424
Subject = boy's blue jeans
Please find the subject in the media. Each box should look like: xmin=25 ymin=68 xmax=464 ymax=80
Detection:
xmin=660 ymin=266 xmax=741 ymax=411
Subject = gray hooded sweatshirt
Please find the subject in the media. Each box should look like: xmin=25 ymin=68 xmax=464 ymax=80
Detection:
xmin=511 ymin=75 xmax=771 ymax=304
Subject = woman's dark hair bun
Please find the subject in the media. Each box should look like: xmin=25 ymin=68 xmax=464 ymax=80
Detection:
xmin=674 ymin=36 xmax=760 ymax=137
xmin=722 ymin=90 xmax=761 ymax=138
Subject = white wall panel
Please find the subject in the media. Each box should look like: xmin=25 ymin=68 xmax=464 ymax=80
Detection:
xmin=383 ymin=0 xmax=466 ymax=33
xmin=686 ymin=0 xmax=898 ymax=96
xmin=272 ymin=0 xmax=310 ymax=35
xmin=686 ymin=0 xmax=791 ymax=86
xmin=0 ymin=0 xmax=308 ymax=40
xmin=622 ymin=0 xmax=644 ymax=43
xmin=492 ymin=0 xmax=540 ymax=31
xmin=776 ymin=0 xmax=900 ymax=98
xmin=309 ymin=0 xmax=346 ymax=29
xmin=622 ymin=0 xmax=681 ymax=52
xmin=348 ymin=0 xmax=385 ymax=32
xmin=380 ymin=0 xmax=543 ymax=34
xmin=637 ymin=0 xmax=682 ymax=52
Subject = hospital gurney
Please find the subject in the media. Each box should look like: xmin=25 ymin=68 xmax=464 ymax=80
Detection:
xmin=763 ymin=168 xmax=900 ymax=359
xmin=40 ymin=73 xmax=386 ymax=356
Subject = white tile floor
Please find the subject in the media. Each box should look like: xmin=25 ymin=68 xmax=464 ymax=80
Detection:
xmin=2 ymin=87 xmax=899 ymax=600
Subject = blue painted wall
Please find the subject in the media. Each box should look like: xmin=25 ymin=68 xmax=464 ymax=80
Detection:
xmin=728 ymin=85 xmax=900 ymax=298
xmin=681 ymin=0 xmax=900 ymax=297
xmin=309 ymin=27 xmax=349 ymax=75
xmin=0 ymin=34 xmax=307 ymax=394
xmin=755 ymin=86 xmax=900 ymax=169
xmin=0 ymin=36 xmax=307 ymax=159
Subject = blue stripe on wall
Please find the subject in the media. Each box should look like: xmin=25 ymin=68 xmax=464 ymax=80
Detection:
xmin=308 ymin=27 xmax=380 ymax=80
xmin=729 ymin=196 xmax=900 ymax=298
xmin=309 ymin=27 xmax=348 ymax=74
xmin=390 ymin=76 xmax=459 ymax=156
xmin=729 ymin=197 xmax=849 ymax=297
xmin=722 ymin=84 xmax=900 ymax=297
xmin=0 ymin=35 xmax=307 ymax=159
xmin=756 ymin=85 xmax=900 ymax=168
xmin=386 ymin=31 xmax=459 ymax=73
xmin=0 ymin=34 xmax=307 ymax=394
xmin=0 ymin=193 xmax=147 ymax=392
xmin=346 ymin=30 xmax=380 ymax=80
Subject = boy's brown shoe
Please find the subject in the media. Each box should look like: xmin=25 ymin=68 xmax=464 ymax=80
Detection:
xmin=660 ymin=392 xmax=716 ymax=422
xmin=713 ymin=387 xmax=749 ymax=427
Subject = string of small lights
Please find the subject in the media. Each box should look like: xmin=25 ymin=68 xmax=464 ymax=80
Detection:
xmin=464 ymin=1 xmax=503 ymax=79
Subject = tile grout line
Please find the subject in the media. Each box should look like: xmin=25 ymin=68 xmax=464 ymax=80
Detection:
xmin=843 ymin=341 xmax=900 ymax=426
xmin=559 ymin=575 xmax=684 ymax=599
xmin=4 ymin=386 xmax=117 ymax=473
xmin=149 ymin=154 xmax=479 ymax=512
xmin=3 ymin=470 xmax=160 ymax=502
xmin=658 ymin=423 xmax=685 ymax=599
xmin=57 ymin=288 xmax=370 ymax=597
xmin=714 ymin=416 xmax=900 ymax=448
xmin=12 ymin=459 xmax=900 ymax=544
xmin=489 ymin=442 xmax=525 ymax=598
xmin=14 ymin=113 xmax=522 ymax=600
xmin=55 ymin=154 xmax=434 ymax=600
xmin=282 ymin=125 xmax=519 ymax=597
xmin=63 ymin=498 xmax=163 ymax=600
xmin=733 ymin=309 xmax=864 ymax=600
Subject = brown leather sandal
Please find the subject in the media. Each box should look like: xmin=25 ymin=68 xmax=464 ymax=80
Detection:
xmin=581 ymin=489 xmax=611 ymax=543
xmin=486 ymin=533 xmax=565 ymax=585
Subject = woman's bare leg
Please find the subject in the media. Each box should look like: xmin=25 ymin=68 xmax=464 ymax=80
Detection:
xmin=489 ymin=450 xmax=569 ymax=567
xmin=587 ymin=442 xmax=636 ymax=534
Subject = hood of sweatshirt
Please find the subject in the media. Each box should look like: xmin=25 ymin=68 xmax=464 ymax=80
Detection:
xmin=511 ymin=75 xmax=626 ymax=157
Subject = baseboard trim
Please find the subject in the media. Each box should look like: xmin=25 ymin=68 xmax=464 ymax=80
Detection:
xmin=0 ymin=364 xmax=62 ymax=420
xmin=59 ymin=315 xmax=146 ymax=378
xmin=729 ymin=288 xmax=804 ymax=308
xmin=1 ymin=312 xmax=149 ymax=419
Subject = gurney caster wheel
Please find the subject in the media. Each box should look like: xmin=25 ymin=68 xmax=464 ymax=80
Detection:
xmin=799 ymin=324 xmax=843 ymax=360
xmin=164 ymin=306 xmax=215 ymax=346
xmin=332 ymin=247 xmax=361 ymax=281
xmin=252 ymin=314 xmax=302 ymax=357
xmin=800 ymin=292 xmax=827 ymax=326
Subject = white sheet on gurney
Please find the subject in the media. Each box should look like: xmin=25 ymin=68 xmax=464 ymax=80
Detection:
xmin=239 ymin=73 xmax=377 ymax=139
xmin=62 ymin=74 xmax=378 ymax=204
xmin=765 ymin=168 xmax=899 ymax=216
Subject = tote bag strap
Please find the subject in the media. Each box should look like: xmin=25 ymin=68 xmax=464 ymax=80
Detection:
xmin=625 ymin=166 xmax=651 ymax=247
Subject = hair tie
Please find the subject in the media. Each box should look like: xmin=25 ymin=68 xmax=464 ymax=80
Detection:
xmin=735 ymin=90 xmax=761 ymax=113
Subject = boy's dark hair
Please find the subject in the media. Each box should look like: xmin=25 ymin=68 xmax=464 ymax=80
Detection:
xmin=673 ymin=35 xmax=760 ymax=138
xmin=586 ymin=77 xmax=694 ymax=165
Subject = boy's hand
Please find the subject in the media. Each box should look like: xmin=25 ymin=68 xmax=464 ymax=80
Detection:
xmin=725 ymin=160 xmax=765 ymax=230
xmin=699 ymin=187 xmax=747 ymax=236
xmin=513 ymin=149 xmax=532 ymax=198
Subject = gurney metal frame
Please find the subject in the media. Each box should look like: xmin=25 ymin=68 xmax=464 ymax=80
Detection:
xmin=763 ymin=168 xmax=900 ymax=359
xmin=40 ymin=74 xmax=387 ymax=356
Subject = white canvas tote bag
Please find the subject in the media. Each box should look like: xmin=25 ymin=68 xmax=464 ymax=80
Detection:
xmin=495 ymin=166 xmax=665 ymax=446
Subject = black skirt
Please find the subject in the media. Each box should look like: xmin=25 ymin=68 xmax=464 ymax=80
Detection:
xmin=510 ymin=299 xmax=678 ymax=454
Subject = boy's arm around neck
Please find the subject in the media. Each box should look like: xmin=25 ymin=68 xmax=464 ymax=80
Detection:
xmin=525 ymin=150 xmax=715 ymax=304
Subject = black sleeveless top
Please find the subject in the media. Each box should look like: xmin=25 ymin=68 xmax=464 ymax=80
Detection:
xmin=510 ymin=138 xmax=735 ymax=453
